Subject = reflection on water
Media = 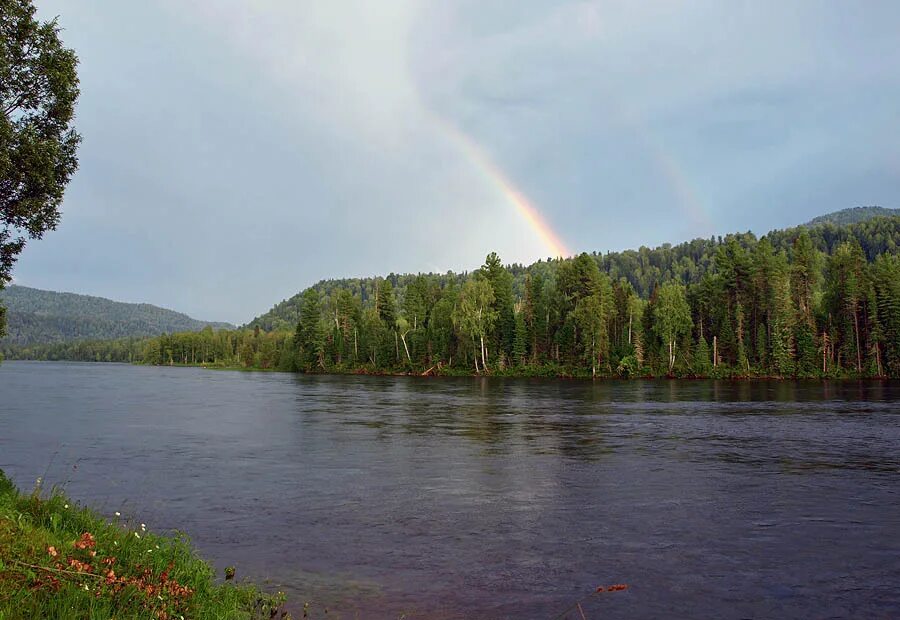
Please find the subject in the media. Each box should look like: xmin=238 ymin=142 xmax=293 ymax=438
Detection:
xmin=1 ymin=363 xmax=898 ymax=619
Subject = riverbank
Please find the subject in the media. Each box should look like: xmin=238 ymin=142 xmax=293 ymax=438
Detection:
xmin=160 ymin=361 xmax=884 ymax=382
xmin=3 ymin=355 xmax=884 ymax=381
xmin=0 ymin=471 xmax=288 ymax=619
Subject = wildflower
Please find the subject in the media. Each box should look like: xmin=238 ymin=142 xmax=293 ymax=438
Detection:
xmin=82 ymin=584 xmax=89 ymax=591
xmin=74 ymin=532 xmax=96 ymax=550
xmin=113 ymin=541 xmax=119 ymax=546
xmin=64 ymin=504 xmax=69 ymax=509
xmin=47 ymin=546 xmax=58 ymax=557
xmin=114 ymin=511 xmax=121 ymax=517
xmin=141 ymin=523 xmax=146 ymax=532
xmin=135 ymin=532 xmax=141 ymax=539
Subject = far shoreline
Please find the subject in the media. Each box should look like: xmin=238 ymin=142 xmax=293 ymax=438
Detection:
xmin=5 ymin=358 xmax=897 ymax=384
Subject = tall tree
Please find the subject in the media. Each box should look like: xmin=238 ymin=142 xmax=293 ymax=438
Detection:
xmin=824 ymin=240 xmax=868 ymax=374
xmin=293 ymin=289 xmax=323 ymax=370
xmin=573 ymin=293 xmax=610 ymax=377
xmin=1 ymin=0 xmax=81 ymax=336
xmin=452 ymin=277 xmax=496 ymax=372
xmin=873 ymin=254 xmax=900 ymax=376
xmin=790 ymin=230 xmax=820 ymax=374
xmin=480 ymin=252 xmax=515 ymax=364
xmin=652 ymin=282 xmax=692 ymax=373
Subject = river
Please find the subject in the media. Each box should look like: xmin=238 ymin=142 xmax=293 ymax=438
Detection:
xmin=0 ymin=361 xmax=898 ymax=619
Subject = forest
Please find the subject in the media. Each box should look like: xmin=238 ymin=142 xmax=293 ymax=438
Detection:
xmin=0 ymin=285 xmax=233 ymax=346
xmin=6 ymin=215 xmax=900 ymax=379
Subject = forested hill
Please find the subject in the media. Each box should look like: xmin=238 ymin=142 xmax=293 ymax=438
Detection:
xmin=804 ymin=206 xmax=899 ymax=227
xmin=0 ymin=285 xmax=234 ymax=346
xmin=8 ymin=212 xmax=900 ymax=378
xmin=249 ymin=213 xmax=900 ymax=331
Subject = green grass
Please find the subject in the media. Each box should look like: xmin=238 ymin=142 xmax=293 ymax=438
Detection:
xmin=0 ymin=471 xmax=289 ymax=620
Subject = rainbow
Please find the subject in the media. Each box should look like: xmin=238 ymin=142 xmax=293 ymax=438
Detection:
xmin=431 ymin=115 xmax=572 ymax=259
xmin=419 ymin=96 xmax=711 ymax=260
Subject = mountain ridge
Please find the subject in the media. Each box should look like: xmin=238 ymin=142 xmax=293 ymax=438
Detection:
xmin=0 ymin=285 xmax=234 ymax=346
xmin=804 ymin=206 xmax=898 ymax=227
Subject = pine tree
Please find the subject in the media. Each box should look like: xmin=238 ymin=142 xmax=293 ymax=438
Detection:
xmin=512 ymin=310 xmax=527 ymax=367
xmin=694 ymin=335 xmax=711 ymax=376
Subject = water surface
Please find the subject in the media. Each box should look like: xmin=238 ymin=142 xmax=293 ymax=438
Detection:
xmin=1 ymin=362 xmax=898 ymax=619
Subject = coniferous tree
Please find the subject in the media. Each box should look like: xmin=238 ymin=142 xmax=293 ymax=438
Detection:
xmin=294 ymin=289 xmax=323 ymax=370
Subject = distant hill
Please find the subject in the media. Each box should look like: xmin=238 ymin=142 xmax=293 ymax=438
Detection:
xmin=805 ymin=206 xmax=899 ymax=227
xmin=0 ymin=285 xmax=234 ymax=346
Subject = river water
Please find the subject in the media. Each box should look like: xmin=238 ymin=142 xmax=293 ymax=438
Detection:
xmin=0 ymin=361 xmax=898 ymax=619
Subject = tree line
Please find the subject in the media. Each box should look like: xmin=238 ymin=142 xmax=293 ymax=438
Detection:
xmin=6 ymin=216 xmax=900 ymax=378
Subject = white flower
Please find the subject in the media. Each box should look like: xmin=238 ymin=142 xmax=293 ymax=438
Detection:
xmin=114 ymin=511 xmax=121 ymax=517
xmin=63 ymin=504 xmax=69 ymax=509
xmin=113 ymin=541 xmax=118 ymax=546
xmin=140 ymin=523 xmax=146 ymax=532
xmin=134 ymin=532 xmax=141 ymax=539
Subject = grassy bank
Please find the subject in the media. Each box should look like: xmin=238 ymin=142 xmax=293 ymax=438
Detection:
xmin=0 ymin=471 xmax=288 ymax=619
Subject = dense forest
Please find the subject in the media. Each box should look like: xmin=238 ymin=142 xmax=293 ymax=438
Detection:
xmin=0 ymin=285 xmax=233 ymax=346
xmin=7 ymin=214 xmax=900 ymax=379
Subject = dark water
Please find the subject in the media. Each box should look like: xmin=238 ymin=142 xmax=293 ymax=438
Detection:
xmin=1 ymin=362 xmax=899 ymax=619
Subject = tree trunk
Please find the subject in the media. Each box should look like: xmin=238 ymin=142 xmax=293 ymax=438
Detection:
xmin=628 ymin=308 xmax=633 ymax=345
xmin=400 ymin=330 xmax=412 ymax=364
xmin=480 ymin=334 xmax=487 ymax=372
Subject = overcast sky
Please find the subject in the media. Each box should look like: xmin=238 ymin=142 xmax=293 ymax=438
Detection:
xmin=13 ymin=0 xmax=900 ymax=323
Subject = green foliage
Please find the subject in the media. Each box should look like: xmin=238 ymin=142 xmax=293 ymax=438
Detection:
xmin=0 ymin=470 xmax=286 ymax=619
xmin=481 ymin=252 xmax=516 ymax=362
xmin=452 ymin=277 xmax=496 ymax=372
xmin=616 ymin=354 xmax=640 ymax=378
xmin=1 ymin=0 xmax=82 ymax=336
xmin=652 ymin=282 xmax=692 ymax=373
xmin=294 ymin=289 xmax=323 ymax=370
xmin=693 ymin=336 xmax=711 ymax=376
xmin=805 ymin=206 xmax=899 ymax=227
xmin=872 ymin=254 xmax=900 ymax=376
xmin=0 ymin=285 xmax=233 ymax=347
xmin=7 ymin=215 xmax=900 ymax=378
